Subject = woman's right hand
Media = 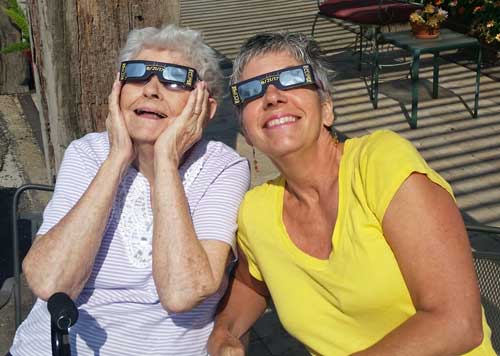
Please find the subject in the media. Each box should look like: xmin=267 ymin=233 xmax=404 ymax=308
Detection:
xmin=207 ymin=333 xmax=245 ymax=356
xmin=106 ymin=73 xmax=135 ymax=167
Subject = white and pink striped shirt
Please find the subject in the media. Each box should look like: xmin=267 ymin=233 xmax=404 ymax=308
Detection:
xmin=10 ymin=132 xmax=250 ymax=356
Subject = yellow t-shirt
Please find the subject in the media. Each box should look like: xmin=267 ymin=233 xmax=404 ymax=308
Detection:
xmin=237 ymin=130 xmax=495 ymax=356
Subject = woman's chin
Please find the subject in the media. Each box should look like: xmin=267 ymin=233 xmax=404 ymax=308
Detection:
xmin=127 ymin=126 xmax=165 ymax=146
xmin=129 ymin=134 xmax=159 ymax=146
xmin=262 ymin=143 xmax=303 ymax=160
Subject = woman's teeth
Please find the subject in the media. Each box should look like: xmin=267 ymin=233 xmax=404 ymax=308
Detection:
xmin=134 ymin=109 xmax=166 ymax=119
xmin=266 ymin=116 xmax=297 ymax=128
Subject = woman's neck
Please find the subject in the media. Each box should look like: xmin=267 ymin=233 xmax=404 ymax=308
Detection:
xmin=132 ymin=142 xmax=156 ymax=185
xmin=274 ymin=131 xmax=343 ymax=204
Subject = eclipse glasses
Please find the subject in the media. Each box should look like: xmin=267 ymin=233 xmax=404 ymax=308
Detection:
xmin=231 ymin=64 xmax=316 ymax=106
xmin=120 ymin=60 xmax=198 ymax=90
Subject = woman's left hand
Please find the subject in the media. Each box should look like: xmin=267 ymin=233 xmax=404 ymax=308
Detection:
xmin=154 ymin=81 xmax=210 ymax=166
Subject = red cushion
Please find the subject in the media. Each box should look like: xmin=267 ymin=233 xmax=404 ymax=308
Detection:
xmin=320 ymin=1 xmax=420 ymax=25
xmin=319 ymin=0 xmax=380 ymax=16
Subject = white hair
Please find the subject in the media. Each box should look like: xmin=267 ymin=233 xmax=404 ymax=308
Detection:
xmin=119 ymin=24 xmax=224 ymax=101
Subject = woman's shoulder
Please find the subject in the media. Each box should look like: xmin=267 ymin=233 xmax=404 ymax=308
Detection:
xmin=242 ymin=176 xmax=282 ymax=206
xmin=67 ymin=132 xmax=110 ymax=161
xmin=195 ymin=139 xmax=247 ymax=166
xmin=348 ymin=130 xmax=413 ymax=152
xmin=238 ymin=176 xmax=282 ymax=226
xmin=180 ymin=140 xmax=250 ymax=193
xmin=60 ymin=132 xmax=109 ymax=170
xmin=346 ymin=130 xmax=418 ymax=163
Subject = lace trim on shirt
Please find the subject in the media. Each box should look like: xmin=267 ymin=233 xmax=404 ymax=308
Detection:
xmin=113 ymin=145 xmax=208 ymax=268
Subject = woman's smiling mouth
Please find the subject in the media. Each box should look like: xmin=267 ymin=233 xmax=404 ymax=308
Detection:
xmin=264 ymin=115 xmax=298 ymax=129
xmin=134 ymin=108 xmax=167 ymax=119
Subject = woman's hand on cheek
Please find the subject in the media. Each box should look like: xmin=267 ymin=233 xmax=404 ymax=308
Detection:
xmin=106 ymin=74 xmax=136 ymax=167
xmin=154 ymin=81 xmax=210 ymax=167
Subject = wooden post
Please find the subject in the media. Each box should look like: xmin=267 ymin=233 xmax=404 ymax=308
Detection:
xmin=27 ymin=0 xmax=180 ymax=180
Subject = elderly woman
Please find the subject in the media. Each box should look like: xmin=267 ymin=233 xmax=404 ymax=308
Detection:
xmin=207 ymin=33 xmax=495 ymax=356
xmin=8 ymin=24 xmax=249 ymax=355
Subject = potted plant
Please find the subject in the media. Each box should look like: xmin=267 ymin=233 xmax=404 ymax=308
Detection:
xmin=443 ymin=0 xmax=500 ymax=64
xmin=470 ymin=1 xmax=500 ymax=45
xmin=409 ymin=0 xmax=449 ymax=39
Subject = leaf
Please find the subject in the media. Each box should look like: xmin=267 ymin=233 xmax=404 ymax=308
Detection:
xmin=2 ymin=8 xmax=28 ymax=37
xmin=0 ymin=41 xmax=29 ymax=54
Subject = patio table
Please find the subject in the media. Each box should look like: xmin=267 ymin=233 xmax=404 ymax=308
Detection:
xmin=371 ymin=28 xmax=481 ymax=128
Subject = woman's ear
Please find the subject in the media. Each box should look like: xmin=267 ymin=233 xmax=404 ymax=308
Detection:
xmin=321 ymin=97 xmax=335 ymax=128
xmin=208 ymin=97 xmax=218 ymax=120
xmin=244 ymin=135 xmax=253 ymax=146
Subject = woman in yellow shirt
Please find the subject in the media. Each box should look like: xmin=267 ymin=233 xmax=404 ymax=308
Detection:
xmin=208 ymin=32 xmax=495 ymax=356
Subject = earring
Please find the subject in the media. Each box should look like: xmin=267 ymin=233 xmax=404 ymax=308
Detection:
xmin=331 ymin=130 xmax=339 ymax=145
xmin=252 ymin=147 xmax=260 ymax=172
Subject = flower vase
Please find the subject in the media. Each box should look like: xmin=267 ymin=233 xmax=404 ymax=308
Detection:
xmin=410 ymin=22 xmax=440 ymax=39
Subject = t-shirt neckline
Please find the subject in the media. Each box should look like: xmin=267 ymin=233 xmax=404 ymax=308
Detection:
xmin=275 ymin=139 xmax=350 ymax=269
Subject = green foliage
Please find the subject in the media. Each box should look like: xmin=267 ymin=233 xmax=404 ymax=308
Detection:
xmin=442 ymin=0 xmax=500 ymax=44
xmin=0 ymin=41 xmax=29 ymax=54
xmin=0 ymin=0 xmax=30 ymax=54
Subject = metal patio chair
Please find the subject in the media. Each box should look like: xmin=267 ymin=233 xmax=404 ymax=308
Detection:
xmin=8 ymin=183 xmax=54 ymax=328
xmin=311 ymin=0 xmax=421 ymax=70
xmin=467 ymin=224 xmax=500 ymax=354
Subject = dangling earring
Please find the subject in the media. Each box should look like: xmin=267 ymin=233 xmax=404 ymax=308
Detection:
xmin=331 ymin=130 xmax=339 ymax=146
xmin=252 ymin=147 xmax=260 ymax=172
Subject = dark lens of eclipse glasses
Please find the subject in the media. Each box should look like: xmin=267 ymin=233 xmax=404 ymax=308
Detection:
xmin=163 ymin=66 xmax=188 ymax=83
xmin=124 ymin=62 xmax=147 ymax=77
xmin=279 ymin=68 xmax=305 ymax=86
xmin=238 ymin=81 xmax=263 ymax=102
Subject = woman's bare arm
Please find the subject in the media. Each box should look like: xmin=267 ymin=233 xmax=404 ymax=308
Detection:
xmin=152 ymin=82 xmax=249 ymax=312
xmin=207 ymin=247 xmax=269 ymax=356
xmin=23 ymin=157 xmax=129 ymax=300
xmin=152 ymin=158 xmax=233 ymax=312
xmin=23 ymin=77 xmax=134 ymax=301
xmin=352 ymin=173 xmax=483 ymax=356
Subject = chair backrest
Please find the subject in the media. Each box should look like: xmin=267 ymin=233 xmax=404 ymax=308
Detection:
xmin=11 ymin=184 xmax=54 ymax=328
xmin=473 ymin=251 xmax=500 ymax=352
xmin=468 ymin=224 xmax=500 ymax=354
xmin=0 ymin=188 xmax=17 ymax=309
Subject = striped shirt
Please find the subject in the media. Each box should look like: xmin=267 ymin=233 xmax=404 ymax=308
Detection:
xmin=10 ymin=132 xmax=250 ymax=356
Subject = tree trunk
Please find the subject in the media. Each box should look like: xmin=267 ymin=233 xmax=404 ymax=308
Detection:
xmin=27 ymin=0 xmax=180 ymax=180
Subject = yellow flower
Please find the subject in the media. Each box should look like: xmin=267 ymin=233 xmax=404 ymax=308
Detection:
xmin=427 ymin=17 xmax=439 ymax=28
xmin=410 ymin=12 xmax=425 ymax=24
xmin=424 ymin=4 xmax=436 ymax=13
xmin=487 ymin=20 xmax=495 ymax=28
xmin=496 ymin=33 xmax=500 ymax=42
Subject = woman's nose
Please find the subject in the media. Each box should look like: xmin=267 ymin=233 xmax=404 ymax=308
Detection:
xmin=142 ymin=75 xmax=162 ymax=99
xmin=262 ymin=84 xmax=286 ymax=107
